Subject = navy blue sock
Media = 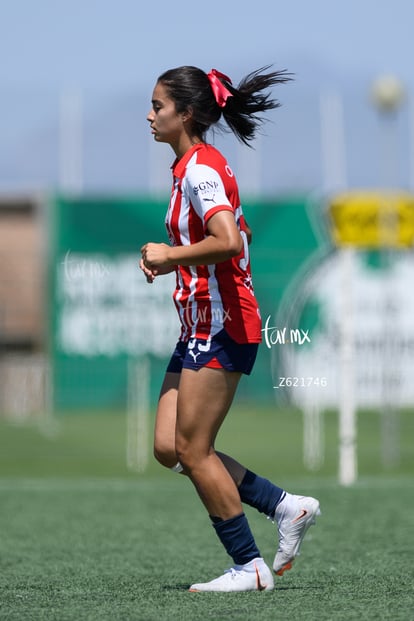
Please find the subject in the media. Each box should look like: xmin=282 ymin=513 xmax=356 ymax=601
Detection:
xmin=238 ymin=469 xmax=285 ymax=518
xmin=211 ymin=512 xmax=260 ymax=565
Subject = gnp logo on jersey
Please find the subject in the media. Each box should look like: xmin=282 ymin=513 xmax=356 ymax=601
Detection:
xmin=193 ymin=180 xmax=219 ymax=203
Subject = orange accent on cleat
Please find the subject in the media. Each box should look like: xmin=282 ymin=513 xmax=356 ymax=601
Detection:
xmin=254 ymin=562 xmax=268 ymax=591
xmin=292 ymin=509 xmax=308 ymax=523
xmin=275 ymin=561 xmax=293 ymax=576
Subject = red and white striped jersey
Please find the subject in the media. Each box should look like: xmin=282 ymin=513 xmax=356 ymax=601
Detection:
xmin=165 ymin=143 xmax=262 ymax=344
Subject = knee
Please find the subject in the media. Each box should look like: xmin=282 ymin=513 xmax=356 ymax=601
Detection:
xmin=175 ymin=449 xmax=190 ymax=472
xmin=153 ymin=439 xmax=177 ymax=469
xmin=175 ymin=437 xmax=210 ymax=474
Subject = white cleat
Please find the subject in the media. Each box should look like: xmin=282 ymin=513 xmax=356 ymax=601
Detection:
xmin=189 ymin=557 xmax=274 ymax=592
xmin=273 ymin=493 xmax=321 ymax=576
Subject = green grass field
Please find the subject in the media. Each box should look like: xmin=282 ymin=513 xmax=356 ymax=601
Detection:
xmin=0 ymin=407 xmax=413 ymax=620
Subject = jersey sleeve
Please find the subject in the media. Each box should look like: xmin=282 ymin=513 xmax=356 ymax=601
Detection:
xmin=184 ymin=163 xmax=233 ymax=225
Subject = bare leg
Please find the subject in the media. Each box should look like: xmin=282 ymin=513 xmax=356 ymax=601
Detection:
xmin=153 ymin=372 xmax=180 ymax=468
xmin=175 ymin=367 xmax=242 ymax=520
xmin=153 ymin=369 xmax=318 ymax=582
xmin=154 ymin=371 xmax=247 ymax=486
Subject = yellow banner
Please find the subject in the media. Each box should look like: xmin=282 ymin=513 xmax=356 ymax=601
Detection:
xmin=328 ymin=191 xmax=414 ymax=248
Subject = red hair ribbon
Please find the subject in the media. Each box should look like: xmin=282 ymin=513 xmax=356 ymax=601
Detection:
xmin=207 ymin=69 xmax=233 ymax=108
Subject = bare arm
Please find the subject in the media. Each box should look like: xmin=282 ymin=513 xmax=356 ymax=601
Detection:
xmin=141 ymin=210 xmax=243 ymax=270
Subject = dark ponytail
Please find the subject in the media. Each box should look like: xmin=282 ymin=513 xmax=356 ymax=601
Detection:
xmin=219 ymin=66 xmax=292 ymax=145
xmin=157 ymin=65 xmax=292 ymax=145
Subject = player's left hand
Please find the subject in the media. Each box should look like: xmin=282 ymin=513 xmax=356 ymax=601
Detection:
xmin=141 ymin=242 xmax=172 ymax=268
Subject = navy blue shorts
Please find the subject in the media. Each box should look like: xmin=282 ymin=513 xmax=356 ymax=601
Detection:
xmin=166 ymin=329 xmax=259 ymax=375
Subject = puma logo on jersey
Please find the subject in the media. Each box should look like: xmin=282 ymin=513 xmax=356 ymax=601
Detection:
xmin=202 ymin=194 xmax=216 ymax=204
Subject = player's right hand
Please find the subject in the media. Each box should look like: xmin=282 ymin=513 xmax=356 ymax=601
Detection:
xmin=139 ymin=257 xmax=157 ymax=283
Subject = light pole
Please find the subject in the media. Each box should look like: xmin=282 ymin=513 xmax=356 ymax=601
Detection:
xmin=370 ymin=74 xmax=405 ymax=469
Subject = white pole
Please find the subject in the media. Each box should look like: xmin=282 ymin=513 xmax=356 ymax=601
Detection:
xmin=338 ymin=247 xmax=357 ymax=485
xmin=39 ymin=355 xmax=59 ymax=438
xmin=59 ymin=87 xmax=83 ymax=193
xmin=303 ymin=401 xmax=324 ymax=471
xmin=320 ymin=90 xmax=357 ymax=484
xmin=371 ymin=75 xmax=405 ymax=469
xmin=127 ymin=356 xmax=150 ymax=472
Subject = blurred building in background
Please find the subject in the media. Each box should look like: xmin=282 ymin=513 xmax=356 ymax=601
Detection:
xmin=0 ymin=195 xmax=48 ymax=418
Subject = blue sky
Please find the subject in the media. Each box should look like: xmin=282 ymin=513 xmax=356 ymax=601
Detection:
xmin=1 ymin=0 xmax=413 ymax=193
xmin=1 ymin=0 xmax=412 ymax=90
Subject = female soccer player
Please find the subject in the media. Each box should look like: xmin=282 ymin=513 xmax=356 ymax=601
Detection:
xmin=140 ymin=65 xmax=320 ymax=592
